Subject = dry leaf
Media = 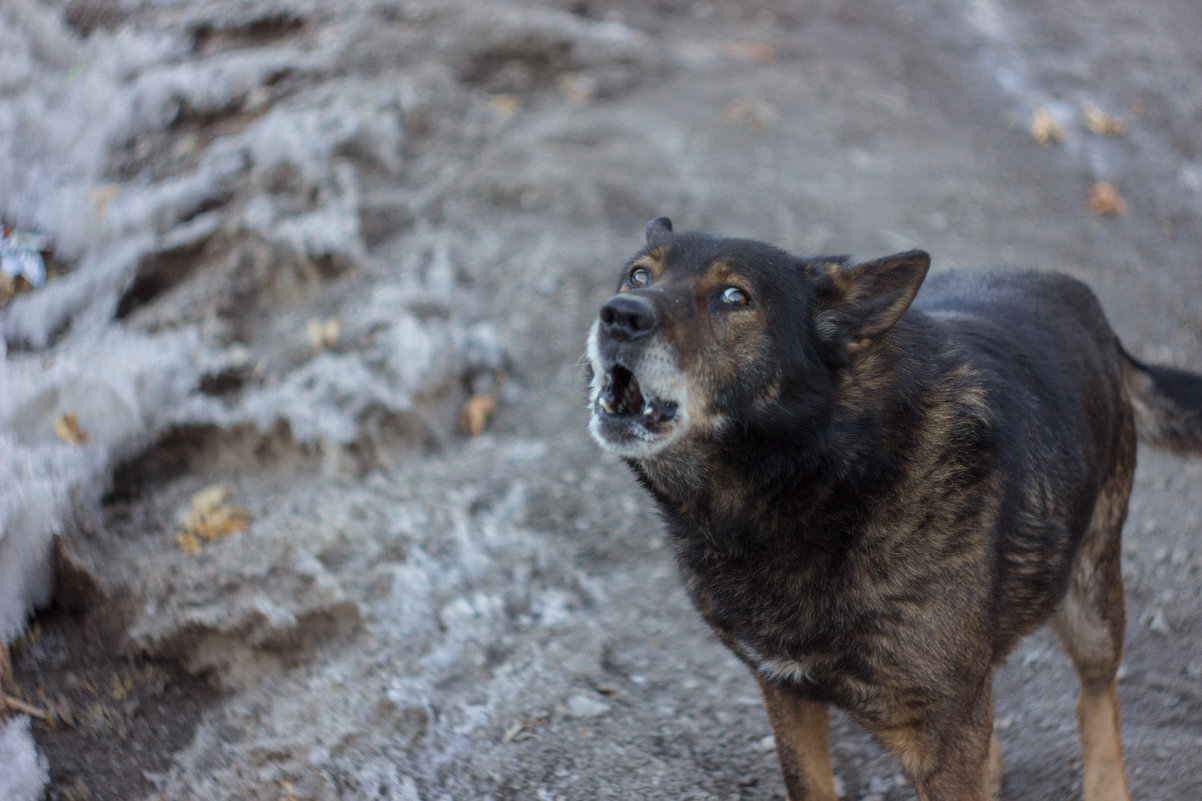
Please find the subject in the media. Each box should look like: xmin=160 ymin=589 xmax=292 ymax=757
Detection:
xmin=0 ymin=273 xmax=16 ymax=305
xmin=488 ymin=94 xmax=521 ymax=117
xmin=87 ymin=184 xmax=120 ymax=220
xmin=721 ymin=40 xmax=776 ymax=64
xmin=109 ymin=674 xmax=133 ymax=701
xmin=0 ymin=642 xmax=11 ymax=689
xmin=724 ymin=98 xmax=777 ymax=129
xmin=173 ymin=132 xmax=202 ymax=157
xmin=460 ymin=393 xmax=497 ymax=437
xmin=556 ymin=73 xmax=597 ymax=104
xmin=501 ymin=713 xmax=548 ymax=744
xmin=176 ymin=530 xmax=202 ymax=555
xmin=54 ymin=411 xmax=90 ymax=445
xmin=54 ymin=696 xmax=76 ymax=728
xmin=1029 ymin=106 xmax=1066 ymax=146
xmin=1089 ymin=181 xmax=1127 ymax=216
xmin=1 ymin=692 xmax=48 ymax=719
xmin=177 ymin=484 xmax=249 ymax=548
xmin=1083 ymin=102 xmax=1126 ymax=136
xmin=306 ymin=316 xmax=340 ymax=352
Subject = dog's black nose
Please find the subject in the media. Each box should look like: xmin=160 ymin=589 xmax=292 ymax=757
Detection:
xmin=600 ymin=294 xmax=657 ymax=341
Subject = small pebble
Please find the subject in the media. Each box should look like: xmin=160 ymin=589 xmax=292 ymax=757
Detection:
xmin=565 ymin=694 xmax=610 ymax=718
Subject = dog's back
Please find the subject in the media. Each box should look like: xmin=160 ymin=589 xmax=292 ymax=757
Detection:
xmin=912 ymin=271 xmax=1136 ymax=658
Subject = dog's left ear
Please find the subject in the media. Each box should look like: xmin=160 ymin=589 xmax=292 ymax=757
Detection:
xmin=645 ymin=216 xmax=674 ymax=247
xmin=814 ymin=250 xmax=930 ymax=355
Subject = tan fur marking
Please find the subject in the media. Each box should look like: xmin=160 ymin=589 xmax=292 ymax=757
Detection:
xmin=758 ymin=680 xmax=838 ymax=801
xmin=1076 ymin=679 xmax=1130 ymax=801
xmin=988 ymin=734 xmax=1004 ymax=800
xmin=701 ymin=260 xmax=742 ymax=284
xmin=641 ymin=247 xmax=669 ymax=280
xmin=824 ymin=262 xmax=854 ymax=294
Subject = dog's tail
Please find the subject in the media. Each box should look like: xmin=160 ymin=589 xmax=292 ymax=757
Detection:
xmin=1123 ymin=347 xmax=1202 ymax=455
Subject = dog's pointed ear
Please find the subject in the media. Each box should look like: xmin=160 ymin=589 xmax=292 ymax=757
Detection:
xmin=814 ymin=250 xmax=930 ymax=354
xmin=645 ymin=216 xmax=674 ymax=247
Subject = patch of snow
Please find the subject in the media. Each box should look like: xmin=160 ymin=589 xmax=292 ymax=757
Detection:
xmin=0 ymin=327 xmax=210 ymax=642
xmin=0 ymin=716 xmax=49 ymax=801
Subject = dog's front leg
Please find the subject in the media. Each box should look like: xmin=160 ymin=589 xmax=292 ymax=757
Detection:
xmin=758 ymin=679 xmax=838 ymax=801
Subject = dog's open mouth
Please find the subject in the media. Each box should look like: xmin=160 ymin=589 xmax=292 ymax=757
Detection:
xmin=597 ymin=364 xmax=678 ymax=431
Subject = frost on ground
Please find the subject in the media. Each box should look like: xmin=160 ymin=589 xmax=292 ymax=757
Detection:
xmin=0 ymin=0 xmax=504 ymax=643
xmin=3 ymin=0 xmax=1202 ymax=800
xmin=1 ymin=0 xmax=655 ymax=796
xmin=0 ymin=716 xmax=49 ymax=801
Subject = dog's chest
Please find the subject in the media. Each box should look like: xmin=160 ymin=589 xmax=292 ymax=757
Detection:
xmin=676 ymin=540 xmax=874 ymax=702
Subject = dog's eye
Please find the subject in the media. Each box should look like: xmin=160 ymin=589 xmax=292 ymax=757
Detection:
xmin=721 ymin=286 xmax=750 ymax=307
xmin=627 ymin=267 xmax=650 ymax=288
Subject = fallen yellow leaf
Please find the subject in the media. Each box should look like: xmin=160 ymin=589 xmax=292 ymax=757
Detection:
xmin=306 ymin=316 xmax=340 ymax=352
xmin=176 ymin=531 xmax=202 ymax=555
xmin=488 ymin=94 xmax=521 ymax=117
xmin=0 ymin=273 xmax=16 ymax=305
xmin=87 ymin=184 xmax=120 ymax=220
xmin=721 ymin=41 xmax=777 ymax=65
xmin=1089 ymin=181 xmax=1127 ymax=217
xmin=54 ymin=411 xmax=90 ymax=445
xmin=1083 ymin=102 xmax=1126 ymax=136
xmin=177 ymin=484 xmax=249 ymax=547
xmin=556 ymin=73 xmax=597 ymax=104
xmin=1029 ymin=106 xmax=1066 ymax=146
xmin=724 ymin=98 xmax=777 ymax=129
xmin=460 ymin=393 xmax=497 ymax=437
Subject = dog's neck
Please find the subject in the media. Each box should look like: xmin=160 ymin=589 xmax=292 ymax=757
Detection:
xmin=630 ymin=318 xmax=987 ymax=553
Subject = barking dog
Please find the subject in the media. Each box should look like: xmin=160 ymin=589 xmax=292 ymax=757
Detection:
xmin=586 ymin=217 xmax=1202 ymax=801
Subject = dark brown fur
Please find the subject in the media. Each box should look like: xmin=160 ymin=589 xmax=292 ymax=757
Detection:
xmin=585 ymin=219 xmax=1202 ymax=801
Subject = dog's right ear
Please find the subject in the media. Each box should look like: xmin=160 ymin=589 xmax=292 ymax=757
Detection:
xmin=814 ymin=250 xmax=930 ymax=357
xmin=645 ymin=217 xmax=674 ymax=247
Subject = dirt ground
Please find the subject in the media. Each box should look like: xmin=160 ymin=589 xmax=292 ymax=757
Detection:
xmin=4 ymin=0 xmax=1201 ymax=799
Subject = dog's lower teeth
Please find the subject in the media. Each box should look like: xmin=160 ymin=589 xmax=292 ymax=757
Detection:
xmin=600 ymin=397 xmax=616 ymax=413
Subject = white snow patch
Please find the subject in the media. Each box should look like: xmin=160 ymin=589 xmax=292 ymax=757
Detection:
xmin=0 ymin=716 xmax=49 ymax=801
xmin=0 ymin=327 xmax=210 ymax=641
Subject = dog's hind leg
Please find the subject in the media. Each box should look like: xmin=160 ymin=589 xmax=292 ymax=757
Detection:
xmin=1051 ymin=458 xmax=1134 ymax=801
xmin=758 ymin=679 xmax=838 ymax=801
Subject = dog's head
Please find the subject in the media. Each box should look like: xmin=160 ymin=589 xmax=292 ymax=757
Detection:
xmin=586 ymin=217 xmax=929 ymax=460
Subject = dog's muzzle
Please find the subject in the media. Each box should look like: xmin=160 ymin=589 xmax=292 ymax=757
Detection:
xmin=588 ymin=292 xmax=685 ymax=458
